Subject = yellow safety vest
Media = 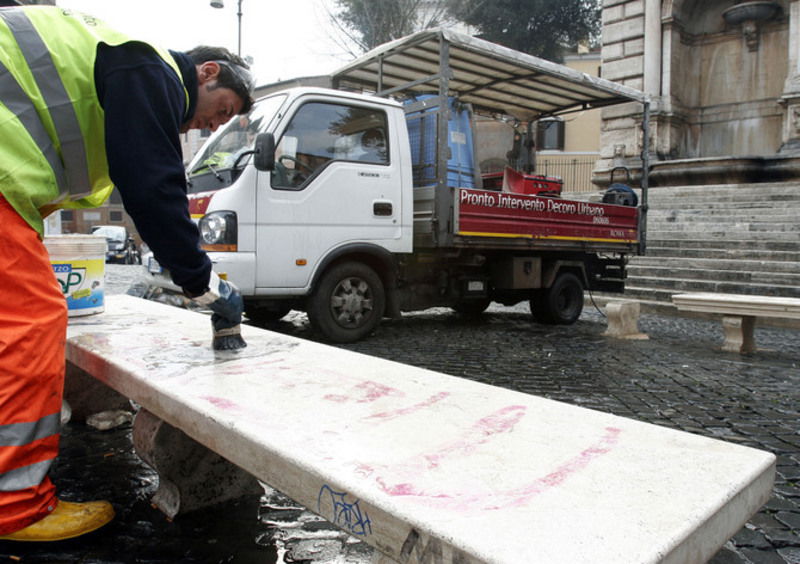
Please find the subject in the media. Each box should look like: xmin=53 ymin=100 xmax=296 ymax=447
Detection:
xmin=0 ymin=6 xmax=189 ymax=235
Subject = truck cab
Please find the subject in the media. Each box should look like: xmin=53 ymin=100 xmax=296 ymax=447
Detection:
xmin=179 ymin=88 xmax=413 ymax=340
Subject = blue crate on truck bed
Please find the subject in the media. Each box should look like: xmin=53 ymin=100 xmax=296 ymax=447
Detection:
xmin=404 ymin=95 xmax=476 ymax=189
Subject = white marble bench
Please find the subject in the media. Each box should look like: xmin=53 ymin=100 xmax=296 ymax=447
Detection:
xmin=65 ymin=295 xmax=776 ymax=564
xmin=672 ymin=292 xmax=800 ymax=353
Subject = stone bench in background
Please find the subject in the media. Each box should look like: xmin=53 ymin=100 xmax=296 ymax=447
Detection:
xmin=672 ymin=292 xmax=800 ymax=353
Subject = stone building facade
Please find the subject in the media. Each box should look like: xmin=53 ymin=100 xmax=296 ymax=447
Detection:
xmin=598 ymin=0 xmax=800 ymax=186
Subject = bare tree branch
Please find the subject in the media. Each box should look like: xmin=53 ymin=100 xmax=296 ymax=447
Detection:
xmin=328 ymin=0 xmax=455 ymax=54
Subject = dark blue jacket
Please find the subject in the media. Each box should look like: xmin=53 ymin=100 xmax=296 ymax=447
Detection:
xmin=95 ymin=42 xmax=211 ymax=295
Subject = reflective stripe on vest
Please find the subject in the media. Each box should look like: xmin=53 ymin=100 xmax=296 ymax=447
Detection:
xmin=0 ymin=460 xmax=53 ymax=492
xmin=0 ymin=57 xmax=68 ymax=195
xmin=0 ymin=9 xmax=90 ymax=199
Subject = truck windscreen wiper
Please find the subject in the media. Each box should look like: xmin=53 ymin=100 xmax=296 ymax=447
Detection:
xmin=206 ymin=163 xmax=223 ymax=181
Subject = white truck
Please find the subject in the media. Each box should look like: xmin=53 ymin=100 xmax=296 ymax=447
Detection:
xmin=143 ymin=30 xmax=651 ymax=342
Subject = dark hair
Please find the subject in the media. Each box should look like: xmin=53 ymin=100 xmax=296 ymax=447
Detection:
xmin=186 ymin=46 xmax=255 ymax=114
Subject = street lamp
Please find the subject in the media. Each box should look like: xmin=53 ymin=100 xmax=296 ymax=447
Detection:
xmin=210 ymin=0 xmax=243 ymax=57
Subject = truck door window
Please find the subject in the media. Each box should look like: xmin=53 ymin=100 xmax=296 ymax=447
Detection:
xmin=273 ymin=101 xmax=389 ymax=189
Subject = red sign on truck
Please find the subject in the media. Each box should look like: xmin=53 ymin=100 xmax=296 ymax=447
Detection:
xmin=455 ymin=189 xmax=639 ymax=244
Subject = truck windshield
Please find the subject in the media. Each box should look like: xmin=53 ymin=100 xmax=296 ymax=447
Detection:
xmin=187 ymin=94 xmax=286 ymax=192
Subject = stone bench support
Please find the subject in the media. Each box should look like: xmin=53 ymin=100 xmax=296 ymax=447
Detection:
xmin=673 ymin=293 xmax=800 ymax=353
xmin=602 ymin=300 xmax=649 ymax=340
xmin=64 ymin=295 xmax=776 ymax=564
xmin=132 ymin=408 xmax=262 ymax=518
xmin=722 ymin=315 xmax=757 ymax=354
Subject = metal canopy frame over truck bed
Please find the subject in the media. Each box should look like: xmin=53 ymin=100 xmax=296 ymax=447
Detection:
xmin=332 ymin=29 xmax=651 ymax=253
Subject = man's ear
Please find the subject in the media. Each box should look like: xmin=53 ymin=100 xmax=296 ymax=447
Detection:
xmin=197 ymin=61 xmax=221 ymax=85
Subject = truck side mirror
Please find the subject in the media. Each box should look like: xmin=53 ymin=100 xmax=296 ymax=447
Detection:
xmin=254 ymin=133 xmax=276 ymax=171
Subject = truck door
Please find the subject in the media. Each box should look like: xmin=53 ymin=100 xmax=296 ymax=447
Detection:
xmin=255 ymin=99 xmax=403 ymax=289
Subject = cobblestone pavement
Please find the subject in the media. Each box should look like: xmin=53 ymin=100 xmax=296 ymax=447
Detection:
xmin=1 ymin=265 xmax=798 ymax=563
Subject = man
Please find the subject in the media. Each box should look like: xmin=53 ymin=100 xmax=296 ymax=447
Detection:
xmin=0 ymin=6 xmax=253 ymax=541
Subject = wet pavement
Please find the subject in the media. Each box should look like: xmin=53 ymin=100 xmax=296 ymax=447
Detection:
xmin=1 ymin=264 xmax=798 ymax=563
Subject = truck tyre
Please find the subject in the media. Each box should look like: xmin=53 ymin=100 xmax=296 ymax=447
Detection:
xmin=530 ymin=272 xmax=584 ymax=325
xmin=308 ymin=261 xmax=385 ymax=343
xmin=452 ymin=299 xmax=491 ymax=316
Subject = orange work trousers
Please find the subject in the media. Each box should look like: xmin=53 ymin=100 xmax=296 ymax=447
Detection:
xmin=0 ymin=195 xmax=63 ymax=535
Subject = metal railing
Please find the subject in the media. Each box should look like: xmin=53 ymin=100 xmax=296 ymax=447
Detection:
xmin=482 ymin=156 xmax=600 ymax=193
xmin=536 ymin=157 xmax=599 ymax=193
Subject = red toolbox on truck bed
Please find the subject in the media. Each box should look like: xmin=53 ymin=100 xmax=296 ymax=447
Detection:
xmin=482 ymin=167 xmax=563 ymax=196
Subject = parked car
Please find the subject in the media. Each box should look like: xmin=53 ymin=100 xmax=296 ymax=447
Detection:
xmin=91 ymin=225 xmax=141 ymax=264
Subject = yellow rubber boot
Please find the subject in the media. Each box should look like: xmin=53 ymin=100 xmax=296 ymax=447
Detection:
xmin=0 ymin=500 xmax=115 ymax=542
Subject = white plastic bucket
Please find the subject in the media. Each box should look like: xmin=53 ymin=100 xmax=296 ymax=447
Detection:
xmin=44 ymin=235 xmax=106 ymax=317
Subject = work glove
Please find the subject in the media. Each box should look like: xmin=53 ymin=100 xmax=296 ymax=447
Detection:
xmin=190 ymin=271 xmax=247 ymax=350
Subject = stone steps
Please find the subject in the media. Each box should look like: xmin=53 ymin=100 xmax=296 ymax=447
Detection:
xmin=647 ymin=194 xmax=800 ymax=205
xmin=647 ymin=230 xmax=799 ymax=241
xmin=651 ymin=222 xmax=800 ymax=233
xmin=615 ymin=181 xmax=800 ymax=312
xmin=633 ymin=257 xmax=800 ymax=274
xmin=644 ymin=182 xmax=799 ymax=199
xmin=628 ymin=275 xmax=800 ymax=297
xmin=649 ymin=210 xmax=800 ymax=221
xmin=647 ymin=238 xmax=800 ymax=251
xmin=627 ymin=267 xmax=800 ymax=288
xmin=646 ymin=247 xmax=800 ymax=261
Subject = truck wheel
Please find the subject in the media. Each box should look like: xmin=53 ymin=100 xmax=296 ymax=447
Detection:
xmin=308 ymin=262 xmax=385 ymax=343
xmin=452 ymin=299 xmax=491 ymax=316
xmin=530 ymin=272 xmax=584 ymax=325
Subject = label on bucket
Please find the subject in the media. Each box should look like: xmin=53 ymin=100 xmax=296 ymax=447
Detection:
xmin=52 ymin=259 xmax=105 ymax=316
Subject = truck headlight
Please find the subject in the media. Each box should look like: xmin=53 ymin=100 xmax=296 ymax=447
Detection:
xmin=199 ymin=211 xmax=237 ymax=251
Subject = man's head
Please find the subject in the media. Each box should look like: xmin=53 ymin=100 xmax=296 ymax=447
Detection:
xmin=182 ymin=46 xmax=255 ymax=133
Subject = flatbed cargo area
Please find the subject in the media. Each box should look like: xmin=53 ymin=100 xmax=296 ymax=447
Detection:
xmin=332 ymin=29 xmax=650 ymax=254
